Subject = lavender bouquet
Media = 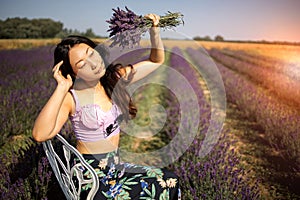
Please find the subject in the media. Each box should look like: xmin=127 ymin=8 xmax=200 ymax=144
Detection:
xmin=106 ymin=6 xmax=184 ymax=48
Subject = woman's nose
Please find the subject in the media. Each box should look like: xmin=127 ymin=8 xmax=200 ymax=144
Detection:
xmin=86 ymin=57 xmax=97 ymax=70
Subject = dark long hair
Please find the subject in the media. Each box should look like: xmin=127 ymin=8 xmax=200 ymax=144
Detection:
xmin=53 ymin=35 xmax=137 ymax=121
xmin=101 ymin=63 xmax=137 ymax=121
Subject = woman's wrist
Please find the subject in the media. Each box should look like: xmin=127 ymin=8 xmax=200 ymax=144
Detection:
xmin=150 ymin=26 xmax=162 ymax=47
xmin=56 ymin=84 xmax=71 ymax=94
xmin=149 ymin=26 xmax=160 ymax=35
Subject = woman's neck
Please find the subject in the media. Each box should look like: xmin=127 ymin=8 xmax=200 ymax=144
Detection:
xmin=73 ymin=79 xmax=102 ymax=91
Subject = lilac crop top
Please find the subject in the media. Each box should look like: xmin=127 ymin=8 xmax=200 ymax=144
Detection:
xmin=69 ymin=89 xmax=122 ymax=142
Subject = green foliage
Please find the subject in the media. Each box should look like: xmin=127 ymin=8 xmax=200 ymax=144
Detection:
xmin=193 ymin=35 xmax=213 ymax=41
xmin=193 ymin=35 xmax=224 ymax=41
xmin=214 ymin=35 xmax=224 ymax=41
xmin=0 ymin=17 xmax=63 ymax=39
xmin=0 ymin=17 xmax=102 ymax=39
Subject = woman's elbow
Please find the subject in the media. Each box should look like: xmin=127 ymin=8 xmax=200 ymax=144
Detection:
xmin=32 ymin=132 xmax=44 ymax=143
xmin=32 ymin=128 xmax=48 ymax=142
xmin=149 ymin=51 xmax=165 ymax=64
xmin=157 ymin=57 xmax=165 ymax=64
xmin=152 ymin=56 xmax=165 ymax=65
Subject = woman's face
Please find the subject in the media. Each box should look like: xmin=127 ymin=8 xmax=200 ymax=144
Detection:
xmin=69 ymin=43 xmax=106 ymax=81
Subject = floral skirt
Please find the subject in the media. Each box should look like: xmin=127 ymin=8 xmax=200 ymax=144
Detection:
xmin=76 ymin=150 xmax=181 ymax=200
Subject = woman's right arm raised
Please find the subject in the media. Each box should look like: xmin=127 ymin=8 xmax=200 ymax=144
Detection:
xmin=32 ymin=61 xmax=73 ymax=142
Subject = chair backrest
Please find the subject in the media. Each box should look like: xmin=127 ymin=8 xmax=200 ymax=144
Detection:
xmin=43 ymin=133 xmax=99 ymax=200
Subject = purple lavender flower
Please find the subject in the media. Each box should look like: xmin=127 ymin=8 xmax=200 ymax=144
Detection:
xmin=106 ymin=6 xmax=184 ymax=49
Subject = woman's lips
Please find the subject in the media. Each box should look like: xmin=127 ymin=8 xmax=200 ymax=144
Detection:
xmin=95 ymin=67 xmax=102 ymax=74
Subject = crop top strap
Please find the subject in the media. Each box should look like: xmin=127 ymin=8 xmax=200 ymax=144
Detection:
xmin=69 ymin=89 xmax=81 ymax=112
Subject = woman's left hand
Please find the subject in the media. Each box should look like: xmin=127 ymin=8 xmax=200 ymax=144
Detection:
xmin=144 ymin=13 xmax=160 ymax=27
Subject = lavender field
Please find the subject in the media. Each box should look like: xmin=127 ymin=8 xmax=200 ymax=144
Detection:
xmin=1 ymin=40 xmax=300 ymax=199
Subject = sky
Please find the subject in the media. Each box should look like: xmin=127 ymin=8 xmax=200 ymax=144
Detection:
xmin=1 ymin=0 xmax=300 ymax=42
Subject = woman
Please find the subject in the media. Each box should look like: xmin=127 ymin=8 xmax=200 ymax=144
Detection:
xmin=32 ymin=14 xmax=181 ymax=199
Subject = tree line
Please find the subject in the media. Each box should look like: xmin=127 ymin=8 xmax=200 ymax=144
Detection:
xmin=0 ymin=17 xmax=102 ymax=39
xmin=193 ymin=35 xmax=224 ymax=41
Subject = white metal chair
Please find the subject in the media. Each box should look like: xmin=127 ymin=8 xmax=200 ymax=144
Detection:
xmin=43 ymin=133 xmax=99 ymax=200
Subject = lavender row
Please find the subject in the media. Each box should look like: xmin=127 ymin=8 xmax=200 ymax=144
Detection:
xmin=164 ymin=47 xmax=212 ymax=155
xmin=220 ymin=48 xmax=300 ymax=81
xmin=0 ymin=46 xmax=65 ymax=199
xmin=185 ymin=47 xmax=226 ymax=108
xmin=165 ymin=47 xmax=260 ymax=199
xmin=0 ymin=145 xmax=53 ymax=199
xmin=191 ymin=47 xmax=300 ymax=168
xmin=209 ymin=48 xmax=300 ymax=107
xmin=0 ymin=47 xmax=55 ymax=148
xmin=221 ymin=63 xmax=300 ymax=166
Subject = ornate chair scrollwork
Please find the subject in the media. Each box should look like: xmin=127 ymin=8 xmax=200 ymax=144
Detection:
xmin=43 ymin=133 xmax=99 ymax=200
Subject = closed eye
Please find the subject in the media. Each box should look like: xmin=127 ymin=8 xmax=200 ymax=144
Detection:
xmin=78 ymin=61 xmax=86 ymax=69
xmin=88 ymin=48 xmax=94 ymax=57
xmin=77 ymin=48 xmax=93 ymax=69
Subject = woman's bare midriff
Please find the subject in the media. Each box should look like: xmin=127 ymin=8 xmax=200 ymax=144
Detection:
xmin=76 ymin=133 xmax=120 ymax=154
